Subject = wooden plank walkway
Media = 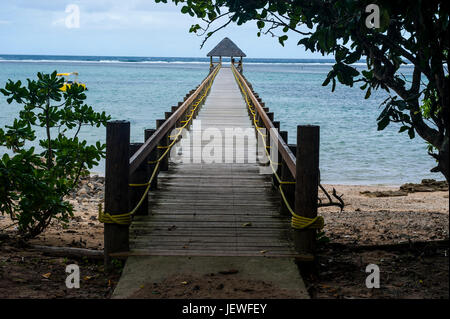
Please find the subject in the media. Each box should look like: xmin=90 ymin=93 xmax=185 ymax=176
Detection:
xmin=129 ymin=67 xmax=295 ymax=257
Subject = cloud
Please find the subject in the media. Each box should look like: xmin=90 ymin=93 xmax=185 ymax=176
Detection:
xmin=49 ymin=2 xmax=196 ymax=31
xmin=13 ymin=0 xmax=66 ymax=12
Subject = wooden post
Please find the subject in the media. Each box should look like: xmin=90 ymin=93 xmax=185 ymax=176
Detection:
xmin=194 ymin=94 xmax=201 ymax=117
xmin=104 ymin=120 xmax=130 ymax=268
xmin=279 ymin=134 xmax=296 ymax=216
xmin=271 ymin=126 xmax=281 ymax=189
xmin=156 ymin=119 xmax=169 ymax=171
xmin=129 ymin=143 xmax=148 ymax=216
xmin=273 ymin=121 xmax=280 ymax=131
xmin=145 ymin=129 xmax=158 ymax=190
xmin=172 ymin=106 xmax=180 ymax=126
xmin=256 ymin=113 xmax=262 ymax=129
xmin=180 ymin=100 xmax=192 ymax=123
xmin=294 ymin=125 xmax=320 ymax=256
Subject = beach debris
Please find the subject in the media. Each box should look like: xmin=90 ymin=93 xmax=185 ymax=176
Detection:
xmin=218 ymin=269 xmax=239 ymax=275
xmin=41 ymin=272 xmax=51 ymax=279
xmin=361 ymin=190 xmax=407 ymax=197
xmin=361 ymin=179 xmax=448 ymax=198
xmin=400 ymin=179 xmax=448 ymax=193
xmin=242 ymin=222 xmax=252 ymax=227
xmin=318 ymin=185 xmax=345 ymax=211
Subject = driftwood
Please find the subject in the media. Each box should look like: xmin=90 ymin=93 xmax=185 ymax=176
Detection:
xmin=31 ymin=245 xmax=104 ymax=260
xmin=326 ymin=239 xmax=449 ymax=252
xmin=318 ymin=184 xmax=345 ymax=211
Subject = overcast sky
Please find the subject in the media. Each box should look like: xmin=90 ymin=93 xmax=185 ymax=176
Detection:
xmin=0 ymin=0 xmax=328 ymax=59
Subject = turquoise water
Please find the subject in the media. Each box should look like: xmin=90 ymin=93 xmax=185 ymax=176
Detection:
xmin=0 ymin=56 xmax=438 ymax=184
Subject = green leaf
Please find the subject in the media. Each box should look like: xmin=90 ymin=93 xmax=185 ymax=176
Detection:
xmin=377 ymin=116 xmax=390 ymax=131
xmin=398 ymin=125 xmax=409 ymax=133
xmin=364 ymin=87 xmax=371 ymax=99
xmin=278 ymin=35 xmax=288 ymax=46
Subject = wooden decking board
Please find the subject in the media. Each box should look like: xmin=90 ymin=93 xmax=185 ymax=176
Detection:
xmin=130 ymin=67 xmax=294 ymax=257
xmin=123 ymin=250 xmax=298 ymax=257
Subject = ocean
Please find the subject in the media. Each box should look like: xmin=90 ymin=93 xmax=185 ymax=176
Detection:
xmin=0 ymin=55 xmax=438 ymax=185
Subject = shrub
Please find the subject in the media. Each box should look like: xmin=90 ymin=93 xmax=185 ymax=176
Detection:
xmin=0 ymin=71 xmax=110 ymax=239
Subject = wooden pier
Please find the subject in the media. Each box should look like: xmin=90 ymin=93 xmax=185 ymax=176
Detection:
xmin=102 ymin=64 xmax=321 ymax=265
xmin=101 ymin=39 xmax=322 ymax=268
xmin=129 ymin=67 xmax=296 ymax=257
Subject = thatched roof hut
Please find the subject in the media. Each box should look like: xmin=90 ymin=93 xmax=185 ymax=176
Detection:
xmin=207 ymin=37 xmax=246 ymax=72
xmin=207 ymin=37 xmax=246 ymax=57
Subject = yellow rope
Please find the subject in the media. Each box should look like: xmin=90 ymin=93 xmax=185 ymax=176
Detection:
xmin=99 ymin=65 xmax=221 ymax=225
xmin=231 ymin=66 xmax=324 ymax=230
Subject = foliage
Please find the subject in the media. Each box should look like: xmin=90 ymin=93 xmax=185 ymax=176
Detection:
xmin=156 ymin=0 xmax=449 ymax=182
xmin=316 ymin=231 xmax=330 ymax=246
xmin=0 ymin=71 xmax=110 ymax=239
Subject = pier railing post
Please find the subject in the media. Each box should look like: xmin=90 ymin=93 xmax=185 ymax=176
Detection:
xmin=172 ymin=106 xmax=180 ymax=126
xmin=145 ymin=128 xmax=158 ymax=190
xmin=156 ymin=119 xmax=169 ymax=171
xmin=294 ymin=125 xmax=319 ymax=257
xmin=104 ymin=120 xmax=130 ymax=268
xmin=129 ymin=142 xmax=148 ymax=216
xmin=280 ymin=139 xmax=296 ymax=216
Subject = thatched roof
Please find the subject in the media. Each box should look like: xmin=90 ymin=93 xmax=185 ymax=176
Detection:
xmin=207 ymin=37 xmax=246 ymax=57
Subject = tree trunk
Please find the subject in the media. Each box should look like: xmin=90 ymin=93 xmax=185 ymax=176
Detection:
xmin=437 ymin=135 xmax=449 ymax=183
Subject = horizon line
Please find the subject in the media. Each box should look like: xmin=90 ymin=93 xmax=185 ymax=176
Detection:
xmin=0 ymin=53 xmax=336 ymax=60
